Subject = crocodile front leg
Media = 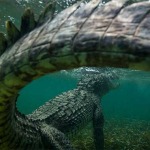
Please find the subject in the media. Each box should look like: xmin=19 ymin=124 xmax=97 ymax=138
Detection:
xmin=40 ymin=123 xmax=75 ymax=150
xmin=93 ymin=105 xmax=104 ymax=150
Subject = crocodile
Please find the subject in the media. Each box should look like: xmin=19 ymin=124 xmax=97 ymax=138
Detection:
xmin=0 ymin=0 xmax=150 ymax=149
xmin=27 ymin=69 xmax=119 ymax=150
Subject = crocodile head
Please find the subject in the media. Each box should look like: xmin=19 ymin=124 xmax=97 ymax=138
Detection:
xmin=77 ymin=69 xmax=119 ymax=97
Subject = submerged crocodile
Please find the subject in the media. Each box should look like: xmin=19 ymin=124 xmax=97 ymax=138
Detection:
xmin=0 ymin=0 xmax=150 ymax=149
xmin=27 ymin=71 xmax=118 ymax=150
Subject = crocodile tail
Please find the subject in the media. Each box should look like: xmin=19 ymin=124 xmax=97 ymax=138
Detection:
xmin=37 ymin=1 xmax=56 ymax=26
xmin=0 ymin=0 xmax=150 ymax=148
xmin=20 ymin=8 xmax=37 ymax=36
xmin=0 ymin=32 xmax=7 ymax=55
xmin=0 ymin=1 xmax=56 ymax=55
xmin=40 ymin=123 xmax=75 ymax=150
xmin=0 ymin=1 xmax=87 ymax=149
xmin=0 ymin=0 xmax=87 ymax=56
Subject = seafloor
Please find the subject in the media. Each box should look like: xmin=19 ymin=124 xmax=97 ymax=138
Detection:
xmin=71 ymin=118 xmax=150 ymax=150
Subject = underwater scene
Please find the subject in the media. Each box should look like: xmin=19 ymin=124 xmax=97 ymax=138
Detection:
xmin=0 ymin=0 xmax=150 ymax=150
xmin=17 ymin=67 xmax=150 ymax=150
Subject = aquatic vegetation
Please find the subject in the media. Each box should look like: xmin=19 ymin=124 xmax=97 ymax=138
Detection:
xmin=71 ymin=118 xmax=150 ymax=150
xmin=71 ymin=122 xmax=95 ymax=150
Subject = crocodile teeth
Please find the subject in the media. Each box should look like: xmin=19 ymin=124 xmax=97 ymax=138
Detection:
xmin=37 ymin=2 xmax=56 ymax=26
xmin=5 ymin=20 xmax=20 ymax=46
xmin=0 ymin=32 xmax=7 ymax=56
xmin=20 ymin=7 xmax=36 ymax=36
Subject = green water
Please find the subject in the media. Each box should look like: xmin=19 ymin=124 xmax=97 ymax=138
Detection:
xmin=17 ymin=72 xmax=77 ymax=114
xmin=16 ymin=68 xmax=150 ymax=149
xmin=17 ymin=69 xmax=150 ymax=122
xmin=0 ymin=0 xmax=150 ymax=149
xmin=103 ymin=80 xmax=150 ymax=121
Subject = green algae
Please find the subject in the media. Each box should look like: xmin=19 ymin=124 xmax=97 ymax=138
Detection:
xmin=71 ymin=118 xmax=150 ymax=150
